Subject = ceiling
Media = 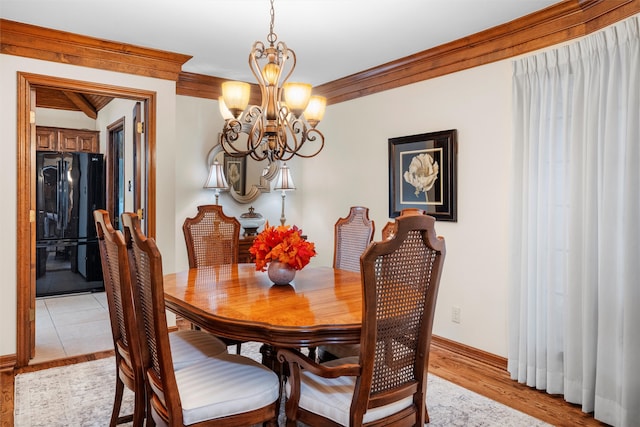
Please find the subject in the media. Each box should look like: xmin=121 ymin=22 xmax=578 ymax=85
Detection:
xmin=1 ymin=0 xmax=560 ymax=87
xmin=33 ymin=86 xmax=114 ymax=118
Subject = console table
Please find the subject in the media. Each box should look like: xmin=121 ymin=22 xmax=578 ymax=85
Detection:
xmin=238 ymin=236 xmax=256 ymax=263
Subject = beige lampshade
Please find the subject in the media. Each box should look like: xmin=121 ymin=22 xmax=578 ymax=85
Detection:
xmin=221 ymin=81 xmax=251 ymax=118
xmin=204 ymin=160 xmax=229 ymax=189
xmin=218 ymin=97 xmax=234 ymax=121
xmin=304 ymin=95 xmax=326 ymax=127
xmin=274 ymin=163 xmax=296 ymax=191
xmin=283 ymin=82 xmax=312 ymax=117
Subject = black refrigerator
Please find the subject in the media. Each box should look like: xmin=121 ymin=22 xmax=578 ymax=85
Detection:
xmin=36 ymin=151 xmax=106 ymax=297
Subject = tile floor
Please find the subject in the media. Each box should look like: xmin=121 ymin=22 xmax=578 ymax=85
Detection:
xmin=32 ymin=292 xmax=113 ymax=364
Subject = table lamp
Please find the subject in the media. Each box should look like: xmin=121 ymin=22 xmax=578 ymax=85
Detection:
xmin=204 ymin=160 xmax=228 ymax=205
xmin=274 ymin=163 xmax=295 ymax=225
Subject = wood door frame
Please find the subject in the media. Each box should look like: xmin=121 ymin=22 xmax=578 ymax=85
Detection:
xmin=106 ymin=117 xmax=125 ymax=230
xmin=16 ymin=72 xmax=157 ymax=367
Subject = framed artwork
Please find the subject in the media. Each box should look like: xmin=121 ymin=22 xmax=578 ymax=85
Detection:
xmin=388 ymin=129 xmax=457 ymax=221
xmin=223 ymin=154 xmax=246 ymax=195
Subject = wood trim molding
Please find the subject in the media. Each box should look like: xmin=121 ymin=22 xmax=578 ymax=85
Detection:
xmin=431 ymin=335 xmax=508 ymax=371
xmin=16 ymin=73 xmax=33 ymax=368
xmin=175 ymin=0 xmax=640 ymax=103
xmin=0 ymin=19 xmax=191 ymax=81
xmin=176 ymin=72 xmax=261 ymax=106
xmin=0 ymin=354 xmax=16 ymax=372
xmin=16 ymin=72 xmax=157 ymax=367
xmin=316 ymin=0 xmax=640 ymax=104
xmin=2 ymin=2 xmax=637 ymax=102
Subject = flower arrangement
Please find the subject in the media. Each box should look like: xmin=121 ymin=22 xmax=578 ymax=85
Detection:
xmin=249 ymin=223 xmax=316 ymax=271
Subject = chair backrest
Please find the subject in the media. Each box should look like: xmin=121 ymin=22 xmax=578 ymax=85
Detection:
xmin=122 ymin=212 xmax=182 ymax=426
xmin=333 ymin=206 xmax=375 ymax=272
xmin=354 ymin=213 xmax=446 ymax=424
xmin=381 ymin=221 xmax=395 ymax=240
xmin=93 ymin=210 xmax=144 ymax=389
xmin=182 ymin=204 xmax=240 ymax=268
xmin=381 ymin=208 xmax=426 ymax=240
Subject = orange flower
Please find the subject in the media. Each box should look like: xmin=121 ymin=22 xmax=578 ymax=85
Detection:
xmin=249 ymin=223 xmax=317 ymax=271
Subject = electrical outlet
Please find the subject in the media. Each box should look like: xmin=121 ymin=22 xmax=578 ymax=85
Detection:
xmin=451 ymin=306 xmax=461 ymax=323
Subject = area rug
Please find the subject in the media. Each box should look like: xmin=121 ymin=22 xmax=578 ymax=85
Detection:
xmin=15 ymin=343 xmax=550 ymax=426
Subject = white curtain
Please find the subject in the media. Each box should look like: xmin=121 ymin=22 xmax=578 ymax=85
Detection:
xmin=508 ymin=15 xmax=640 ymax=427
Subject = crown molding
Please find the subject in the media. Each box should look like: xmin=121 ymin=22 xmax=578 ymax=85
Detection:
xmin=2 ymin=0 xmax=638 ymax=103
xmin=0 ymin=19 xmax=192 ymax=81
xmin=176 ymin=0 xmax=639 ymax=103
xmin=177 ymin=72 xmax=261 ymax=106
xmin=315 ymin=0 xmax=640 ymax=104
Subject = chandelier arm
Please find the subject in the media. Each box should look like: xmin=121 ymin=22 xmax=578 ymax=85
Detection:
xmin=278 ymin=43 xmax=296 ymax=88
xmin=220 ymin=119 xmax=249 ymax=158
xmin=294 ymin=128 xmax=325 ymax=158
xmin=249 ymin=41 xmax=268 ymax=111
xmin=247 ymin=113 xmax=269 ymax=162
xmin=281 ymin=115 xmax=301 ymax=153
xmin=288 ymin=120 xmax=325 ymax=159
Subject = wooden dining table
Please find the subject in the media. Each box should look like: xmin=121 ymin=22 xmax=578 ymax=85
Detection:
xmin=163 ymin=263 xmax=363 ymax=370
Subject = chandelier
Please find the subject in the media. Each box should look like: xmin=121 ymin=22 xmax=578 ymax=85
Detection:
xmin=218 ymin=0 xmax=326 ymax=162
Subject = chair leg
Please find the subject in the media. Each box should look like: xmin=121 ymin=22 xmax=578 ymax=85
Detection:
xmin=132 ymin=385 xmax=146 ymax=426
xmin=110 ymin=377 xmax=125 ymax=427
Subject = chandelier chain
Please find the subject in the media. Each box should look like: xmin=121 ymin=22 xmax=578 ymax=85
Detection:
xmin=267 ymin=0 xmax=277 ymax=45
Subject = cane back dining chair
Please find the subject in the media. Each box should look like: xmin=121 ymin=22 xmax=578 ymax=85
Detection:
xmin=333 ymin=206 xmax=375 ymax=272
xmin=278 ymin=213 xmax=446 ymax=426
xmin=382 ymin=209 xmax=425 ymax=241
xmin=182 ymin=204 xmax=245 ymax=353
xmin=122 ymin=212 xmax=280 ymax=427
xmin=183 ymin=204 xmax=240 ymax=268
xmin=94 ymin=210 xmax=229 ymax=426
xmin=316 ymin=206 xmax=375 ymax=362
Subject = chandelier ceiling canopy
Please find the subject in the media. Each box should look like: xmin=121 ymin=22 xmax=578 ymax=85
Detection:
xmin=218 ymin=0 xmax=326 ymax=162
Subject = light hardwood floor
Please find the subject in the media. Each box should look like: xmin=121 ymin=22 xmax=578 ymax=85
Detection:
xmin=1 ymin=339 xmax=607 ymax=426
xmin=427 ymin=343 xmax=607 ymax=427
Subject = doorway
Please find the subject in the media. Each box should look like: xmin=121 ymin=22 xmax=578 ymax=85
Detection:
xmin=16 ymin=72 xmax=157 ymax=367
xmin=107 ymin=117 xmax=125 ymax=230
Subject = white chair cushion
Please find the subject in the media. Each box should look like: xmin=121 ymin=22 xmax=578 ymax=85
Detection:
xmin=169 ymin=329 xmax=228 ymax=370
xmin=285 ymin=356 xmax=413 ymax=426
xmin=174 ymin=353 xmax=280 ymax=425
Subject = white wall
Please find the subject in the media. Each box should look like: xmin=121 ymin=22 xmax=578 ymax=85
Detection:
xmin=35 ymin=108 xmax=97 ymax=130
xmin=301 ymin=61 xmax=514 ymax=356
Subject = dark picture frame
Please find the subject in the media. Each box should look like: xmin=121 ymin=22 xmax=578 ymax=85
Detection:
xmin=388 ymin=129 xmax=457 ymax=221
xmin=223 ymin=154 xmax=246 ymax=195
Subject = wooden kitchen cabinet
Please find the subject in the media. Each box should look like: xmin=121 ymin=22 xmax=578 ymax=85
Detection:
xmin=35 ymin=127 xmax=57 ymax=151
xmin=36 ymin=126 xmax=100 ymax=153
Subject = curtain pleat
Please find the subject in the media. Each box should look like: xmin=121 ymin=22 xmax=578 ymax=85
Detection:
xmin=508 ymin=15 xmax=640 ymax=426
